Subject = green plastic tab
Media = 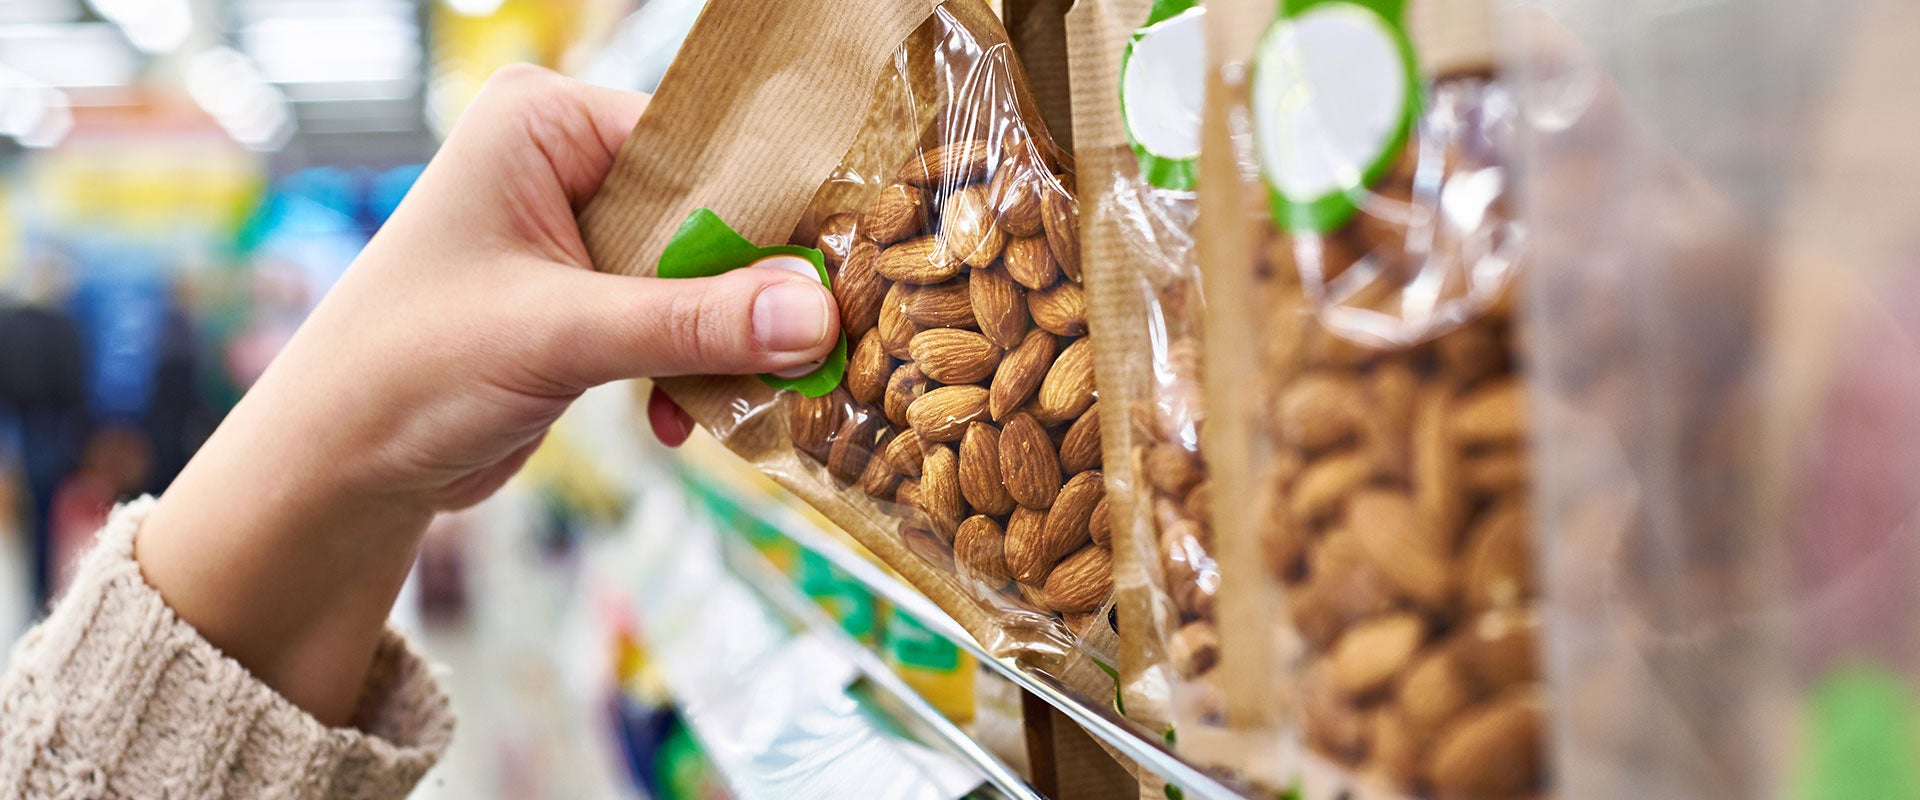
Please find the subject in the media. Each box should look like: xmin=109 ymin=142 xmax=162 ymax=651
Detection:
xmin=657 ymin=208 xmax=848 ymax=397
xmin=1793 ymin=662 xmax=1920 ymax=800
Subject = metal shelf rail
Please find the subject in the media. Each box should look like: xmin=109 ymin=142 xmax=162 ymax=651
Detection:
xmin=702 ymin=475 xmax=1251 ymax=800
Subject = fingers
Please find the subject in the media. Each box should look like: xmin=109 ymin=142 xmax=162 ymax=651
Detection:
xmin=545 ymin=265 xmax=841 ymax=386
xmin=648 ymin=385 xmax=695 ymax=447
xmin=436 ymin=65 xmax=652 ymax=212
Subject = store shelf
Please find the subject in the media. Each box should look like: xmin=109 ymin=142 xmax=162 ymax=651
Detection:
xmin=619 ymin=475 xmax=1040 ymax=800
xmin=693 ymin=472 xmax=1252 ymax=800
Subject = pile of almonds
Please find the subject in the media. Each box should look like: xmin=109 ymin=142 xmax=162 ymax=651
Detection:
xmin=1128 ymin=297 xmax=1223 ymax=711
xmin=789 ymin=130 xmax=1114 ymax=623
xmin=1256 ymin=180 xmax=1544 ymax=794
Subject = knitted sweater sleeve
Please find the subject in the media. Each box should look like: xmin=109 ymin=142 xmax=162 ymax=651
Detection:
xmin=0 ymin=498 xmax=455 ymax=799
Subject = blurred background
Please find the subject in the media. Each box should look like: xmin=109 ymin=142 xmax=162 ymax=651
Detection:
xmin=0 ymin=0 xmax=736 ymax=796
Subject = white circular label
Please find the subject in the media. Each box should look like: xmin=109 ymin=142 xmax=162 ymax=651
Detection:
xmin=1123 ymin=7 xmax=1207 ymax=161
xmin=1252 ymin=3 xmax=1408 ymax=201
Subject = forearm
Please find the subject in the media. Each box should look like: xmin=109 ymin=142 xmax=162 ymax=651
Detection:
xmin=137 ymin=384 xmax=435 ymax=727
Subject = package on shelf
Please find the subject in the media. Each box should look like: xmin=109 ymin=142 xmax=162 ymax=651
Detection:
xmin=1511 ymin=0 xmax=1920 ymax=796
xmin=1062 ymin=0 xmax=1225 ymax=779
xmin=1198 ymin=0 xmax=1543 ymax=795
xmin=580 ymin=0 xmax=1118 ymax=701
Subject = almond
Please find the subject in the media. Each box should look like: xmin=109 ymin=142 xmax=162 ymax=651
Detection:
xmin=906 ymin=385 xmax=990 ymax=443
xmin=860 ymin=438 xmax=902 ymax=499
xmin=883 ymin=362 xmax=928 ymax=428
xmin=909 ymin=328 xmax=1001 ymax=385
xmin=885 ymin=428 xmax=925 ymax=477
xmin=1452 ymin=379 xmax=1524 ymax=446
xmin=1028 ymin=280 xmax=1087 ymax=336
xmin=1365 ymin=359 xmax=1419 ymax=481
xmin=818 ymin=213 xmax=856 ymax=268
xmin=1348 ymin=490 xmax=1453 ymax=610
xmin=1462 ymin=447 xmax=1527 ymax=495
xmin=1042 ymin=544 xmax=1111 ymax=613
xmin=788 ymin=388 xmax=849 ymax=462
xmin=1436 ymin=320 xmax=1504 ymax=387
xmin=1288 ymin=451 xmax=1368 ymax=524
xmin=1461 ymin=609 xmax=1538 ymax=691
xmin=1274 ymin=373 xmax=1364 ymax=452
xmin=899 ymin=277 xmax=976 ymax=328
xmin=1329 ymin=612 xmax=1425 ymax=697
xmin=835 ymin=240 xmax=886 ymax=340
xmin=959 ymin=422 xmax=1017 ymax=516
xmin=860 ymin=183 xmax=928 ymax=245
xmin=940 ymin=183 xmax=1006 ymax=269
xmin=1057 ymin=403 xmax=1102 ymax=474
xmin=1038 ymin=470 xmax=1102 ymax=563
xmin=895 ymin=478 xmax=921 ymax=511
xmin=969 ymin=266 xmax=1028 ymax=348
xmin=825 ymin=408 xmax=886 ymax=485
xmin=900 ymin=138 xmax=990 ymax=188
xmin=1399 ymin=646 xmax=1478 ymax=739
xmin=878 ymin=283 xmax=921 ymax=358
xmin=999 ymin=412 xmax=1061 ymax=510
xmin=1143 ymin=441 xmax=1201 ymax=496
xmin=1302 ymin=665 xmax=1368 ymax=762
xmin=1413 ymin=383 xmax=1465 ymax=551
xmin=1168 ymin=621 xmax=1220 ymax=678
xmin=1369 ymin=706 xmax=1422 ymax=784
xmin=1001 ymin=507 xmax=1051 ymax=586
xmin=1088 ymin=495 xmax=1111 ymax=547
xmin=954 ymin=514 xmax=1011 ymax=584
xmin=1426 ymin=690 xmax=1543 ymax=797
xmin=876 ymin=236 xmax=963 ymax=285
xmin=989 ymin=160 xmax=1045 ymax=237
xmin=846 ymin=333 xmax=893 ymax=406
xmin=1014 ymin=576 xmax=1051 ymax=609
xmin=920 ymin=444 xmax=963 ymax=538
xmin=1463 ymin=502 xmax=1532 ymax=611
xmin=1040 ymin=172 xmax=1079 ymax=280
xmin=1182 ymin=480 xmax=1212 ymax=525
xmin=1035 ymin=338 xmax=1096 ymax=424
xmin=1003 ymin=235 xmax=1059 ymax=290
xmin=990 ymin=329 xmax=1056 ymax=420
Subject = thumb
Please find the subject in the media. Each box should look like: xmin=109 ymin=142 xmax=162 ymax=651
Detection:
xmin=547 ymin=259 xmax=840 ymax=386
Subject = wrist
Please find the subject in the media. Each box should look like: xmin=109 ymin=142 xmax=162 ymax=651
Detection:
xmin=138 ymin=390 xmax=437 ymax=725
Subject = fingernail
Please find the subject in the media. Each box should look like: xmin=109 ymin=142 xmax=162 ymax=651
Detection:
xmin=752 ymin=278 xmax=832 ymax=353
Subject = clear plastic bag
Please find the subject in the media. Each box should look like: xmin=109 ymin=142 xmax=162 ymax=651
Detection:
xmin=1509 ymin=0 xmax=1920 ymax=796
xmin=1201 ymin=0 xmax=1544 ymax=795
xmin=776 ymin=4 xmax=1114 ymax=668
xmin=1065 ymin=0 xmax=1225 ymax=765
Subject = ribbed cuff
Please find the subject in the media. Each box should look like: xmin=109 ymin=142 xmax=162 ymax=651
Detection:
xmin=0 ymin=497 xmax=455 ymax=800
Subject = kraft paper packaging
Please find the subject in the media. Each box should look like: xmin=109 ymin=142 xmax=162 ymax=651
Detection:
xmin=1065 ymin=0 xmax=1237 ymax=786
xmin=1198 ymin=0 xmax=1548 ymax=795
xmin=580 ymin=0 xmax=1117 ymax=697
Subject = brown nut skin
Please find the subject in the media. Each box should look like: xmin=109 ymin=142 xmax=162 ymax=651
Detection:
xmin=999 ymin=412 xmax=1061 ymax=510
xmin=954 ymin=515 xmax=1011 ymax=585
xmin=884 ymin=363 xmax=928 ymax=429
xmin=1028 ymin=281 xmax=1088 ymax=337
xmin=959 ymin=422 xmax=1018 ymax=516
xmin=1042 ymin=544 xmax=1112 ymax=614
xmin=969 ymin=266 xmax=1028 ymax=348
xmin=1057 ymin=403 xmax=1102 ymax=474
xmin=990 ymin=329 xmax=1057 ymax=420
xmin=834 ymin=240 xmax=887 ymax=341
xmin=909 ymin=328 xmax=1002 ymax=385
xmin=860 ymin=183 xmax=929 ymax=245
xmin=845 ymin=333 xmax=894 ymax=407
xmin=906 ymin=385 xmax=990 ymax=443
xmin=1035 ymin=338 xmax=1096 ymax=424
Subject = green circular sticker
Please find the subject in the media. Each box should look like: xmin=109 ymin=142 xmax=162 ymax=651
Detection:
xmin=1251 ymin=0 xmax=1418 ymax=233
xmin=1122 ymin=1 xmax=1205 ymax=191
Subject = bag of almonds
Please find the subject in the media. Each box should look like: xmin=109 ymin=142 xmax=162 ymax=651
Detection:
xmin=1196 ymin=0 xmax=1545 ymax=796
xmin=579 ymin=0 xmax=1117 ymax=686
xmin=1066 ymin=0 xmax=1229 ymax=770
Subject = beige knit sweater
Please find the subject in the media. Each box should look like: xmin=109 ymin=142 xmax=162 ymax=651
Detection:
xmin=0 ymin=498 xmax=455 ymax=799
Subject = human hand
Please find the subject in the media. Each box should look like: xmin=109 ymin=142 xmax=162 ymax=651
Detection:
xmin=137 ymin=65 xmax=837 ymax=724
